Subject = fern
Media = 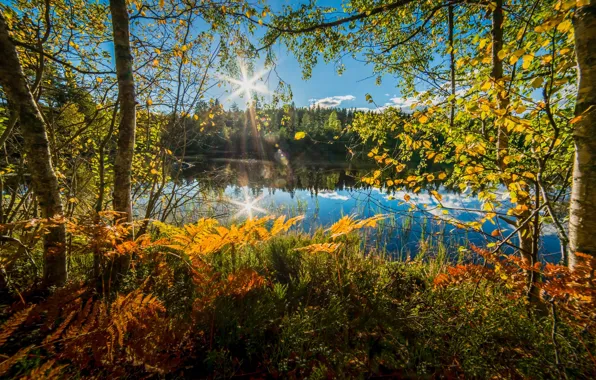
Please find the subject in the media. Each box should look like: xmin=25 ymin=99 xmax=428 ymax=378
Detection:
xmin=0 ymin=305 xmax=34 ymax=347
xmin=19 ymin=360 xmax=67 ymax=380
xmin=0 ymin=345 xmax=33 ymax=377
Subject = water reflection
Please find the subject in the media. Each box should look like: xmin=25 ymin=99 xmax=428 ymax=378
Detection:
xmin=180 ymin=157 xmax=372 ymax=196
xmin=165 ymin=158 xmax=562 ymax=262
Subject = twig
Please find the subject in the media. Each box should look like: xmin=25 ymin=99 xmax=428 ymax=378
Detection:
xmin=550 ymin=301 xmax=568 ymax=380
xmin=491 ymin=203 xmax=546 ymax=255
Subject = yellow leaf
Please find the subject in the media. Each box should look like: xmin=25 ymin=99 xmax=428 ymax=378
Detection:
xmin=481 ymin=80 xmax=492 ymax=91
xmin=159 ymin=0 xmax=164 ymax=8
xmin=193 ymin=115 xmax=199 ymax=120
xmin=294 ymin=131 xmax=306 ymax=140
xmin=438 ymin=172 xmax=447 ymax=180
xmin=522 ymin=54 xmax=533 ymax=69
xmin=404 ymin=194 xmax=411 ymax=202
xmin=209 ymin=114 xmax=214 ymax=119
xmin=152 ymin=59 xmax=159 ymax=66
xmin=151 ymin=169 xmax=159 ymax=175
xmin=557 ymin=20 xmax=572 ymax=33
xmin=419 ymin=115 xmax=429 ymax=123
xmin=96 ymin=77 xmax=103 ymax=83
xmin=431 ymin=190 xmax=442 ymax=202
xmin=147 ymin=99 xmax=153 ymax=106
xmin=531 ymin=77 xmax=544 ymax=88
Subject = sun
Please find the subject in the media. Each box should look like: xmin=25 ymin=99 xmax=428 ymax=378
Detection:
xmin=220 ymin=60 xmax=271 ymax=104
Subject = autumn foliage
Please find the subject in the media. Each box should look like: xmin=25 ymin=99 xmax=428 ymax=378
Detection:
xmin=1 ymin=215 xmax=595 ymax=378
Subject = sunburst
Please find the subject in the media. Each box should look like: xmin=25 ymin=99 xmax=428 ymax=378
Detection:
xmin=228 ymin=188 xmax=267 ymax=219
xmin=220 ymin=60 xmax=271 ymax=103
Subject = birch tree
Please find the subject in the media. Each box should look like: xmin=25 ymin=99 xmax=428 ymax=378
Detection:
xmin=0 ymin=10 xmax=66 ymax=287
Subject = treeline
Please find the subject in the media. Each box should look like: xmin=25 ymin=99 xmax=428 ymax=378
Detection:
xmin=182 ymin=100 xmax=366 ymax=160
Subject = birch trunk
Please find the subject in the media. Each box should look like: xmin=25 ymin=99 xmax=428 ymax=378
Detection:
xmin=109 ymin=0 xmax=136 ymax=280
xmin=569 ymin=4 xmax=596 ymax=268
xmin=0 ymin=11 xmax=66 ymax=287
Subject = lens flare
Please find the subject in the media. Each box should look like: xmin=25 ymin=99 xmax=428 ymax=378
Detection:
xmin=228 ymin=188 xmax=266 ymax=219
xmin=219 ymin=60 xmax=271 ymax=104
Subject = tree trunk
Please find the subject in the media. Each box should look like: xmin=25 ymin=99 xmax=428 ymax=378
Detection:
xmin=569 ymin=4 xmax=596 ymax=269
xmin=109 ymin=0 xmax=136 ymax=281
xmin=491 ymin=0 xmax=539 ymax=302
xmin=0 ymin=11 xmax=66 ymax=287
xmin=448 ymin=5 xmax=456 ymax=127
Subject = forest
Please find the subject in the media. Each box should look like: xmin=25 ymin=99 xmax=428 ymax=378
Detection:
xmin=0 ymin=0 xmax=595 ymax=378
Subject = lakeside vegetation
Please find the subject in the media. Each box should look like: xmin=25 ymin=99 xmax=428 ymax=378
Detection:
xmin=1 ymin=215 xmax=595 ymax=378
xmin=1 ymin=0 xmax=596 ymax=378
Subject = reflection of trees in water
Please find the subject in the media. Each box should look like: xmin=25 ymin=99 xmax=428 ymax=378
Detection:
xmin=179 ymin=159 xmax=371 ymax=196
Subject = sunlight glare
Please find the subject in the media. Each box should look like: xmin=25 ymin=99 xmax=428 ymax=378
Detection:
xmin=229 ymin=189 xmax=266 ymax=219
xmin=220 ymin=60 xmax=271 ymax=104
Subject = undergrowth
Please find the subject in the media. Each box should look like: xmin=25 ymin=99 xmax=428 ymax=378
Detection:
xmin=0 ymin=215 xmax=595 ymax=378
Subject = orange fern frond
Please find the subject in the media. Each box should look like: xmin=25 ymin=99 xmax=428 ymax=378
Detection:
xmin=327 ymin=214 xmax=387 ymax=239
xmin=0 ymin=345 xmax=33 ymax=377
xmin=0 ymin=305 xmax=34 ymax=347
xmin=295 ymin=242 xmax=343 ymax=254
xmin=19 ymin=360 xmax=67 ymax=380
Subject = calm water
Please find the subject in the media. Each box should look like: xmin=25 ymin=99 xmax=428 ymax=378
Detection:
xmin=146 ymin=158 xmax=563 ymax=262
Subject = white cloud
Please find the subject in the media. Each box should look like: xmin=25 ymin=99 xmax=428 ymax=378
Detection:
xmin=387 ymin=96 xmax=420 ymax=113
xmin=310 ymin=95 xmax=355 ymax=109
xmin=318 ymin=191 xmax=349 ymax=201
xmin=356 ymin=85 xmax=469 ymax=114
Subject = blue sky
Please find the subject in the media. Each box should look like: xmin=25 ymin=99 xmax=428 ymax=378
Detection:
xmin=272 ymin=50 xmax=400 ymax=110
xmin=214 ymin=0 xmax=404 ymax=111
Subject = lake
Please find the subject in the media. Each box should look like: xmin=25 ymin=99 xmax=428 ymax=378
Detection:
xmin=138 ymin=157 xmax=563 ymax=262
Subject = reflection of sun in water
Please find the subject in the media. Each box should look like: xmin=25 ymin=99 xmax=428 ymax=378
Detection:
xmin=229 ymin=188 xmax=266 ymax=219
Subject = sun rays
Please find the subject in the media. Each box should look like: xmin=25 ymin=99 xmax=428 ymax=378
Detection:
xmin=228 ymin=188 xmax=267 ymax=219
xmin=219 ymin=61 xmax=271 ymax=104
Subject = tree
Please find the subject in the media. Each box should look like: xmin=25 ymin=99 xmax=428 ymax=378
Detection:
xmin=104 ymin=0 xmax=137 ymax=284
xmin=325 ymin=111 xmax=341 ymax=134
xmin=110 ymin=0 xmax=136 ymax=225
xmin=568 ymin=3 xmax=596 ymax=268
xmin=0 ymin=10 xmax=66 ymax=287
xmin=257 ymin=0 xmax=577 ymax=298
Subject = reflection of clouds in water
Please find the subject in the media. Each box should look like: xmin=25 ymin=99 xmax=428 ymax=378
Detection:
xmin=386 ymin=190 xmax=477 ymax=206
xmin=541 ymin=223 xmax=559 ymax=237
xmin=384 ymin=190 xmax=481 ymax=217
xmin=318 ymin=191 xmax=350 ymax=201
